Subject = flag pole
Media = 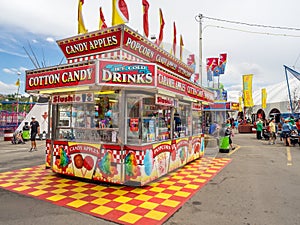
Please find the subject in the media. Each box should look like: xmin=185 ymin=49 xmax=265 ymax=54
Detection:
xmin=284 ymin=66 xmax=294 ymax=113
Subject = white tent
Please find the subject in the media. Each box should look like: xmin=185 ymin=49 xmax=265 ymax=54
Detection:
xmin=17 ymin=103 xmax=49 ymax=133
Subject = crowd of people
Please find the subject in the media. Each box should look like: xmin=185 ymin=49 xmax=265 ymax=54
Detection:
xmin=255 ymin=116 xmax=300 ymax=146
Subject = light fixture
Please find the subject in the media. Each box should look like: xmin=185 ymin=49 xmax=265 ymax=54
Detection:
xmin=39 ymin=86 xmax=90 ymax=94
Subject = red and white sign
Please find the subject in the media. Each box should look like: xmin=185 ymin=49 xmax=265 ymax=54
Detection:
xmin=98 ymin=60 xmax=155 ymax=87
xmin=26 ymin=64 xmax=96 ymax=91
xmin=192 ymin=102 xmax=202 ymax=111
xmin=52 ymin=92 xmax=94 ymax=104
xmin=57 ymin=29 xmax=122 ymax=59
xmin=155 ymin=94 xmax=174 ymax=106
xmin=157 ymin=70 xmax=214 ymax=103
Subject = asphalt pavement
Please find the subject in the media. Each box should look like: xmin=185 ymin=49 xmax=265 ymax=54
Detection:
xmin=0 ymin=133 xmax=300 ymax=225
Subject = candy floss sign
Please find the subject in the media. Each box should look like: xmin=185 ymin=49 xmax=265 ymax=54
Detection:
xmin=26 ymin=64 xmax=96 ymax=91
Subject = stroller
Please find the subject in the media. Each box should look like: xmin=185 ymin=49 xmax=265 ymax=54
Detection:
xmin=262 ymin=127 xmax=270 ymax=140
xmin=11 ymin=131 xmax=25 ymax=144
xmin=290 ymin=130 xmax=299 ymax=147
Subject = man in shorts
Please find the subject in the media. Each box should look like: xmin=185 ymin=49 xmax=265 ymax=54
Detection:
xmin=29 ymin=116 xmax=40 ymax=152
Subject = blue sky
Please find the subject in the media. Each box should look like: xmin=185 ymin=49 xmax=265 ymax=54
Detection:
xmin=1 ymin=0 xmax=300 ymax=101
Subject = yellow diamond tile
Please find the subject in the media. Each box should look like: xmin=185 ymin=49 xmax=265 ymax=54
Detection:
xmin=161 ymin=199 xmax=180 ymax=207
xmin=161 ymin=180 xmax=176 ymax=186
xmin=118 ymin=213 xmax=142 ymax=224
xmin=111 ymin=190 xmax=129 ymax=196
xmin=67 ymin=199 xmax=88 ymax=208
xmin=149 ymin=187 xmax=164 ymax=193
xmin=13 ymin=186 xmax=30 ymax=191
xmin=116 ymin=203 xmax=137 ymax=212
xmin=167 ymin=185 xmax=182 ymax=191
xmin=34 ymin=185 xmax=50 ymax=190
xmin=134 ymin=194 xmax=152 ymax=201
xmin=144 ymin=210 xmax=167 ymax=220
xmin=73 ymin=182 xmax=88 ymax=187
xmin=201 ymin=173 xmax=212 ymax=178
xmin=210 ymin=166 xmax=222 ymax=169
xmin=155 ymin=193 xmax=172 ymax=199
xmin=29 ymin=190 xmax=48 ymax=196
xmin=184 ymin=184 xmax=199 ymax=189
xmin=91 ymin=198 xmax=110 ymax=205
xmin=177 ymin=179 xmax=191 ymax=184
xmin=131 ymin=188 xmax=147 ymax=194
xmin=139 ymin=201 xmax=159 ymax=210
xmin=19 ymin=181 xmax=35 ymax=186
xmin=174 ymin=191 xmax=190 ymax=197
xmin=186 ymin=175 xmax=198 ymax=179
xmin=70 ymin=193 xmax=88 ymax=199
xmin=193 ymin=178 xmax=208 ymax=183
xmin=206 ymin=169 xmax=217 ymax=173
xmin=91 ymin=205 xmax=113 ymax=215
xmin=90 ymin=186 xmax=107 ymax=191
xmin=0 ymin=182 xmax=16 ymax=187
xmin=46 ymin=194 xmax=66 ymax=202
xmin=51 ymin=189 xmax=68 ymax=194
xmin=91 ymin=191 xmax=108 ymax=198
xmin=113 ymin=196 xmax=132 ymax=203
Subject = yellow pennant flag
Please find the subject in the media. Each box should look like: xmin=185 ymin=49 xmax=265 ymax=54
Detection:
xmin=15 ymin=78 xmax=20 ymax=87
xmin=242 ymin=74 xmax=254 ymax=107
xmin=112 ymin=0 xmax=129 ymax=26
xmin=261 ymin=88 xmax=267 ymax=109
xmin=239 ymin=96 xmax=243 ymax=112
xmin=78 ymin=0 xmax=88 ymax=34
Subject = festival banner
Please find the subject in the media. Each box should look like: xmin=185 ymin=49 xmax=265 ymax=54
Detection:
xmin=242 ymin=74 xmax=254 ymax=107
xmin=112 ymin=0 xmax=129 ymax=26
xmin=78 ymin=0 xmax=87 ymax=34
xmin=219 ymin=53 xmax=227 ymax=74
xmin=142 ymin=0 xmax=149 ymax=37
xmin=261 ymin=88 xmax=267 ymax=109
xmin=98 ymin=7 xmax=107 ymax=30
xmin=206 ymin=58 xmax=219 ymax=81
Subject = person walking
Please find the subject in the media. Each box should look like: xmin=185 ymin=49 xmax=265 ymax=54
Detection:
xmin=268 ymin=118 xmax=276 ymax=145
xmin=256 ymin=118 xmax=263 ymax=140
xmin=29 ymin=116 xmax=40 ymax=152
xmin=282 ymin=119 xmax=292 ymax=146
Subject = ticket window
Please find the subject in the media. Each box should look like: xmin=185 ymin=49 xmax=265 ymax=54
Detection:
xmin=192 ymin=110 xmax=202 ymax=135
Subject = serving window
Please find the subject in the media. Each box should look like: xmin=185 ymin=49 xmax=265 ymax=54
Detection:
xmin=126 ymin=94 xmax=171 ymax=144
xmin=54 ymin=91 xmax=119 ymax=143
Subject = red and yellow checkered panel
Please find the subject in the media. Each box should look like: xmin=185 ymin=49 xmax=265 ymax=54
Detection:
xmin=0 ymin=157 xmax=231 ymax=225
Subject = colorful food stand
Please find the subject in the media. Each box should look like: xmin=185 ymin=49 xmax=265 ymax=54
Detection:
xmin=25 ymin=25 xmax=214 ymax=186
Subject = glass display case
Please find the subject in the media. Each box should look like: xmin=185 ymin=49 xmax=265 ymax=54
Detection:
xmin=55 ymin=92 xmax=119 ymax=143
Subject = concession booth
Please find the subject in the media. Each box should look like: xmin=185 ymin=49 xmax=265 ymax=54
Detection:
xmin=25 ymin=25 xmax=214 ymax=186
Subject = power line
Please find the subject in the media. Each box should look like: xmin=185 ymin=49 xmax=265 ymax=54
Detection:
xmin=203 ymin=24 xmax=300 ymax=38
xmin=202 ymin=15 xmax=300 ymax=32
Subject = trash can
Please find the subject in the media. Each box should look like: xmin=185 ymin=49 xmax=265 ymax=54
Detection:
xmin=219 ymin=125 xmax=230 ymax=153
xmin=4 ymin=129 xmax=14 ymax=141
xmin=22 ymin=122 xmax=30 ymax=141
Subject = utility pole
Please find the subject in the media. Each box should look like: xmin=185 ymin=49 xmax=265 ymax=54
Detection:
xmin=196 ymin=14 xmax=203 ymax=86
xmin=16 ymin=71 xmax=21 ymax=129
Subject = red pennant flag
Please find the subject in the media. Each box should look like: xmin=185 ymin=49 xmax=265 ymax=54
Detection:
xmin=172 ymin=22 xmax=177 ymax=56
xmin=156 ymin=8 xmax=165 ymax=47
xmin=187 ymin=54 xmax=195 ymax=66
xmin=99 ymin=7 xmax=107 ymax=30
xmin=142 ymin=0 xmax=149 ymax=37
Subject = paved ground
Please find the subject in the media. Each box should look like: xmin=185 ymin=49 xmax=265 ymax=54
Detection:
xmin=0 ymin=133 xmax=300 ymax=225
